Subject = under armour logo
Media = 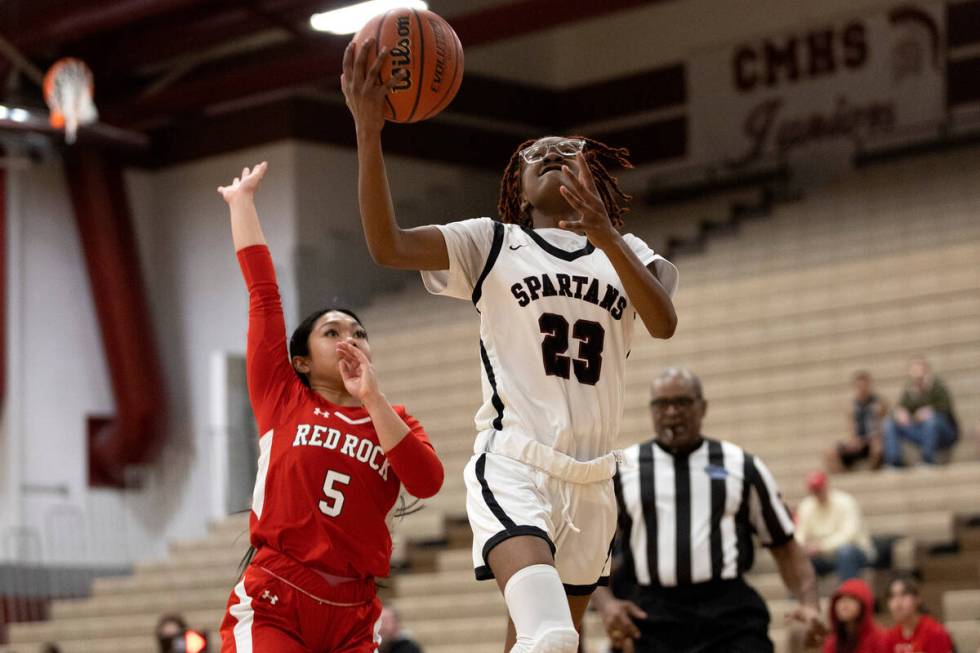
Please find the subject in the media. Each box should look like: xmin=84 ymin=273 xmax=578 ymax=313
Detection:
xmin=261 ymin=590 xmax=279 ymax=605
xmin=509 ymin=245 xmax=524 ymax=250
xmin=313 ymin=407 xmax=330 ymax=418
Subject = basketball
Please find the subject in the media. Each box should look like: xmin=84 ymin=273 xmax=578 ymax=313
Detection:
xmin=353 ymin=8 xmax=463 ymax=123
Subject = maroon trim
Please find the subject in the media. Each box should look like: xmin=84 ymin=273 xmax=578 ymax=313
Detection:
xmin=144 ymin=96 xmax=520 ymax=169
xmin=948 ymin=0 xmax=980 ymax=49
xmin=947 ymin=57 xmax=980 ymax=107
xmin=141 ymin=95 xmax=688 ymax=170
xmin=64 ymin=150 xmax=166 ymax=487
xmin=560 ymin=64 xmax=686 ymax=128
xmin=596 ymin=115 xmax=688 ymax=164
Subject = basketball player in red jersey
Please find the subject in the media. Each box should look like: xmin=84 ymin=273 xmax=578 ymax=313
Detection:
xmin=216 ymin=162 xmax=444 ymax=653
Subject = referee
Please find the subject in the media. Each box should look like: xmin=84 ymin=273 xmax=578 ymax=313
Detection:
xmin=592 ymin=368 xmax=826 ymax=652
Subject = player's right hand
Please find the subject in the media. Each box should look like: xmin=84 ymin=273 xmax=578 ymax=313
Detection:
xmin=598 ymin=597 xmax=646 ymax=648
xmin=217 ymin=162 xmax=267 ymax=204
xmin=341 ymin=38 xmax=406 ymax=136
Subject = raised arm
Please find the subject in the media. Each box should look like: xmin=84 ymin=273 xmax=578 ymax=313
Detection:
xmin=218 ymin=162 xmax=297 ymax=428
xmin=341 ymin=38 xmax=449 ymax=271
xmin=558 ymin=152 xmax=677 ymax=338
xmin=218 ymin=162 xmax=269 ymax=251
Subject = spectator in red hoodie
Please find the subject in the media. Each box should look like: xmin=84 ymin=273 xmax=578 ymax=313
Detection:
xmin=823 ymin=578 xmax=885 ymax=653
xmin=882 ymin=574 xmax=954 ymax=653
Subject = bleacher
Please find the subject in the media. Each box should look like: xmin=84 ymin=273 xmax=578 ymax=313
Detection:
xmin=3 ymin=147 xmax=979 ymax=652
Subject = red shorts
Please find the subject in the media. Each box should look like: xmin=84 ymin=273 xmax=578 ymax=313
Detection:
xmin=220 ymin=549 xmax=381 ymax=653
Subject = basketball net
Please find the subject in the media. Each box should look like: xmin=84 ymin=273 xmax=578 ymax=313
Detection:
xmin=43 ymin=58 xmax=98 ymax=145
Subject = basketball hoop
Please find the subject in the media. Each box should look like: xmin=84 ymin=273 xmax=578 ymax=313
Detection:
xmin=43 ymin=58 xmax=98 ymax=144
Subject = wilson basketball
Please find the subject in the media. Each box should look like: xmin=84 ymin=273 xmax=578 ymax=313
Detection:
xmin=354 ymin=8 xmax=463 ymax=123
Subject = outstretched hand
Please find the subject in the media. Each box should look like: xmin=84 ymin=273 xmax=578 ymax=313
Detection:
xmin=218 ymin=162 xmax=268 ymax=204
xmin=341 ymin=38 xmax=407 ymax=135
xmin=786 ymin=604 xmax=828 ymax=648
xmin=558 ymin=151 xmax=619 ymax=249
xmin=336 ymin=341 xmax=380 ymax=403
xmin=597 ymin=597 xmax=647 ymax=650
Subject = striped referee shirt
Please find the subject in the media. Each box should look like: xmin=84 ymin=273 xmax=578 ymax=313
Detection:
xmin=614 ymin=437 xmax=795 ymax=587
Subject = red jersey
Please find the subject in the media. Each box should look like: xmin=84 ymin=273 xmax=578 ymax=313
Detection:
xmin=238 ymin=245 xmax=442 ymax=581
xmin=881 ymin=616 xmax=954 ymax=653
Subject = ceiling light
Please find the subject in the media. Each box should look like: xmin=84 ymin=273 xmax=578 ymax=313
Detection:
xmin=9 ymin=108 xmax=30 ymax=123
xmin=0 ymin=106 xmax=9 ymax=120
xmin=310 ymin=0 xmax=428 ymax=35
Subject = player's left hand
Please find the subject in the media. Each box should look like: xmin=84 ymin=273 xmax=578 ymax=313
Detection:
xmin=786 ymin=603 xmax=828 ymax=648
xmin=558 ymin=151 xmax=619 ymax=250
xmin=336 ymin=341 xmax=380 ymax=402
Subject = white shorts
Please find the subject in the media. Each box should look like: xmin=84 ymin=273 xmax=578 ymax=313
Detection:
xmin=463 ymin=447 xmax=618 ymax=594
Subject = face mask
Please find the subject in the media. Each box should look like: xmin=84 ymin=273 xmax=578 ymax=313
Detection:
xmin=158 ymin=633 xmax=186 ymax=653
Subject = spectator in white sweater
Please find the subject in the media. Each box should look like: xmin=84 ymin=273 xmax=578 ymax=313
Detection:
xmin=795 ymin=471 xmax=874 ymax=583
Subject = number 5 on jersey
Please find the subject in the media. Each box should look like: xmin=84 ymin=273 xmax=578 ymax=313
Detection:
xmin=319 ymin=470 xmax=351 ymax=517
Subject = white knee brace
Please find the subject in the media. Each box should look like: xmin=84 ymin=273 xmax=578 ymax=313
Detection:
xmin=504 ymin=564 xmax=579 ymax=653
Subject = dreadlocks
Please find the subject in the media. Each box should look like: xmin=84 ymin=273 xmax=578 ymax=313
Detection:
xmin=497 ymin=136 xmax=634 ymax=230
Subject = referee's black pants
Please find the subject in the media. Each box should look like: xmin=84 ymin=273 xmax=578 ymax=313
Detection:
xmin=626 ymin=578 xmax=773 ymax=653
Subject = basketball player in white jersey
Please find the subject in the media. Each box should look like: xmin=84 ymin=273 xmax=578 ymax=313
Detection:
xmin=343 ymin=41 xmax=678 ymax=653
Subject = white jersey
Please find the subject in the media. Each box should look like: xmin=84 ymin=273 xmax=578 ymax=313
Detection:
xmin=422 ymin=218 xmax=678 ymax=463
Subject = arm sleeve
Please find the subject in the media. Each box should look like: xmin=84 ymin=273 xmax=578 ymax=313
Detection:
xmin=746 ymin=454 xmax=796 ymax=547
xmin=420 ymin=218 xmax=497 ymax=300
xmin=386 ymin=409 xmax=444 ymax=499
xmin=622 ymin=233 xmax=680 ymax=298
xmin=237 ymin=245 xmax=301 ymax=434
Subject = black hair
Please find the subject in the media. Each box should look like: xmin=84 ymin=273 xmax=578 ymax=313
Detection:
xmin=888 ymin=572 xmax=921 ymax=597
xmin=288 ymin=307 xmax=365 ymax=386
xmin=155 ymin=613 xmax=187 ymax=634
xmin=832 ymin=597 xmax=865 ymax=653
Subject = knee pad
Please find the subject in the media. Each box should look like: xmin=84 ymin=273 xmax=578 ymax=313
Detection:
xmin=526 ymin=626 xmax=579 ymax=653
xmin=504 ymin=564 xmax=579 ymax=653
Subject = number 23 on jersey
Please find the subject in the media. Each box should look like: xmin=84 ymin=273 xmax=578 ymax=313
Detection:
xmin=539 ymin=312 xmax=605 ymax=385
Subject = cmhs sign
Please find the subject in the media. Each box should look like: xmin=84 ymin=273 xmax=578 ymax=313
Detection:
xmin=689 ymin=3 xmax=945 ymax=170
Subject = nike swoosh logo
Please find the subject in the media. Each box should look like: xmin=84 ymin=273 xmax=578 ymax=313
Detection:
xmin=509 ymin=245 xmax=523 ymax=250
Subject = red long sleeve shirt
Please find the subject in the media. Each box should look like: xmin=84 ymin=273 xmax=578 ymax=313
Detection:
xmin=238 ymin=245 xmax=443 ymax=580
xmin=881 ymin=616 xmax=954 ymax=653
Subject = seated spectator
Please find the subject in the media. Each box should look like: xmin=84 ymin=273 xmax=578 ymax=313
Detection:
xmin=825 ymin=371 xmax=886 ymax=472
xmin=883 ymin=357 xmax=958 ymax=467
xmin=155 ymin=614 xmax=187 ymax=653
xmin=155 ymin=613 xmax=206 ymax=653
xmin=40 ymin=645 xmax=61 ymax=653
xmin=822 ymin=578 xmax=884 ymax=653
xmin=379 ymin=605 xmax=424 ymax=653
xmin=881 ymin=574 xmax=954 ymax=653
xmin=796 ymin=471 xmax=875 ymax=582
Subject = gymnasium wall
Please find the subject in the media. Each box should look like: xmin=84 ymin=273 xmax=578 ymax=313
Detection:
xmin=0 ymin=140 xmax=499 ymax=565
xmin=466 ymin=0 xmax=905 ymax=87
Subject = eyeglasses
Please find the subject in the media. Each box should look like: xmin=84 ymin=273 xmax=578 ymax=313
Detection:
xmin=649 ymin=396 xmax=699 ymax=411
xmin=519 ymin=138 xmax=586 ymax=164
